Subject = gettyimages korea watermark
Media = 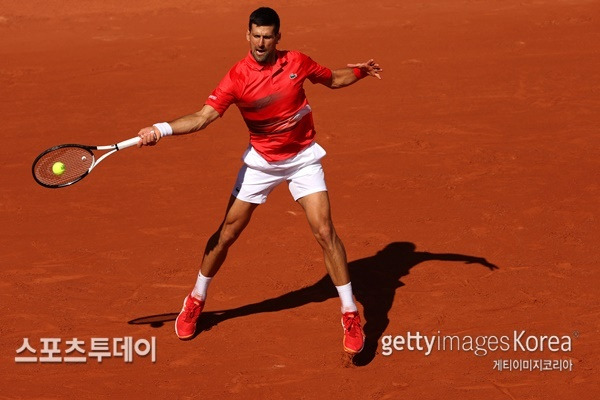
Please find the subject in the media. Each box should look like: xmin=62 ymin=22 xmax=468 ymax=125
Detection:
xmin=380 ymin=330 xmax=577 ymax=371
xmin=15 ymin=337 xmax=157 ymax=364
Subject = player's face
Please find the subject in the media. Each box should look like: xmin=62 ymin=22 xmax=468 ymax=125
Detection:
xmin=247 ymin=24 xmax=280 ymax=65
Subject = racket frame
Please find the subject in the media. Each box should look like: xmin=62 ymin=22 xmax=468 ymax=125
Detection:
xmin=32 ymin=136 xmax=140 ymax=188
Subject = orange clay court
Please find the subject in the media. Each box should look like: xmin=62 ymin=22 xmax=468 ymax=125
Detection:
xmin=1 ymin=1 xmax=598 ymax=398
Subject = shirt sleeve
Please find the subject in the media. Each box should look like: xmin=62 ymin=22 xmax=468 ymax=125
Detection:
xmin=205 ymin=68 xmax=241 ymax=116
xmin=303 ymin=54 xmax=333 ymax=85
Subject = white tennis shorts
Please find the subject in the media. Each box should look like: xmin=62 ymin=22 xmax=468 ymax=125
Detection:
xmin=232 ymin=142 xmax=328 ymax=204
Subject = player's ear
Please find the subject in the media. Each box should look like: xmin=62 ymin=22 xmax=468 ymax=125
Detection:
xmin=246 ymin=30 xmax=250 ymax=42
xmin=276 ymin=32 xmax=281 ymax=44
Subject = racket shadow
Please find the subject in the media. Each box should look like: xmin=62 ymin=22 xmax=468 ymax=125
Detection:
xmin=127 ymin=311 xmax=232 ymax=334
xmin=128 ymin=241 xmax=498 ymax=366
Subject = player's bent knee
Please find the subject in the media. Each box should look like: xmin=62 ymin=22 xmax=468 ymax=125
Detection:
xmin=313 ymin=224 xmax=335 ymax=247
xmin=219 ymin=226 xmax=242 ymax=247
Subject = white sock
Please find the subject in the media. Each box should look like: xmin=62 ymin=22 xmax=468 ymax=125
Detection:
xmin=336 ymin=282 xmax=358 ymax=313
xmin=191 ymin=272 xmax=212 ymax=301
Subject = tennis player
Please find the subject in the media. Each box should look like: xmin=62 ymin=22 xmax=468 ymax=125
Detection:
xmin=137 ymin=7 xmax=382 ymax=354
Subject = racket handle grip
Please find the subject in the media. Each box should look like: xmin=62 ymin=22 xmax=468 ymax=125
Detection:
xmin=117 ymin=137 xmax=142 ymax=150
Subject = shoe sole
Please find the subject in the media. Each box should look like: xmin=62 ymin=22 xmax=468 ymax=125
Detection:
xmin=343 ymin=334 xmax=366 ymax=354
xmin=175 ymin=313 xmax=196 ymax=340
xmin=175 ymin=318 xmax=195 ymax=340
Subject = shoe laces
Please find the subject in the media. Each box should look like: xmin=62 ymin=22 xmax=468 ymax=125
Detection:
xmin=343 ymin=313 xmax=362 ymax=338
xmin=183 ymin=299 xmax=202 ymax=322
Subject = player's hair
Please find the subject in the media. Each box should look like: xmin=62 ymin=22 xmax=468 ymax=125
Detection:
xmin=249 ymin=7 xmax=280 ymax=34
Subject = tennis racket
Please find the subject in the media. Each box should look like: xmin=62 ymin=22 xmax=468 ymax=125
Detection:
xmin=32 ymin=136 xmax=141 ymax=188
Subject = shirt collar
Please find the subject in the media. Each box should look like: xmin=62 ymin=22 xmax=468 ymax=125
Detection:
xmin=244 ymin=50 xmax=287 ymax=72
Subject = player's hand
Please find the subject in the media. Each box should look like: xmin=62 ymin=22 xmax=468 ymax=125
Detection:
xmin=137 ymin=126 xmax=160 ymax=147
xmin=347 ymin=59 xmax=383 ymax=79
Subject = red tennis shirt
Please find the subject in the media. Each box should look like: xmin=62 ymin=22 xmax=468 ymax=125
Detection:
xmin=205 ymin=50 xmax=332 ymax=162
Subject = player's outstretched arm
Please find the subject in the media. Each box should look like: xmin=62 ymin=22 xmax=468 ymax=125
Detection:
xmin=137 ymin=104 xmax=220 ymax=147
xmin=327 ymin=59 xmax=382 ymax=89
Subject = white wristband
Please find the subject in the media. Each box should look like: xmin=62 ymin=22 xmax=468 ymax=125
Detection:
xmin=152 ymin=122 xmax=173 ymax=137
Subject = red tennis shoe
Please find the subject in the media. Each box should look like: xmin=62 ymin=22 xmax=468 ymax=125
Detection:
xmin=342 ymin=311 xmax=365 ymax=354
xmin=175 ymin=294 xmax=205 ymax=340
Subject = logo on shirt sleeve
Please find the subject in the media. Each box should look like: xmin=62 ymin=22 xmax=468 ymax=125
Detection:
xmin=289 ymin=73 xmax=298 ymax=79
xmin=208 ymin=95 xmax=218 ymax=100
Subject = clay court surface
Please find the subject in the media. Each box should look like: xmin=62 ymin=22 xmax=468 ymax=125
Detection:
xmin=1 ymin=0 xmax=598 ymax=398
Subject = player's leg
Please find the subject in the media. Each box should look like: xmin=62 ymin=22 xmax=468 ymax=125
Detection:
xmin=188 ymin=160 xmax=275 ymax=304
xmin=176 ymin=195 xmax=258 ymax=340
xmin=297 ymin=191 xmax=349 ymax=286
xmin=200 ymin=195 xmax=259 ymax=278
xmin=190 ymin=195 xmax=258 ymax=299
xmin=296 ymin=191 xmax=365 ymax=354
xmin=176 ymin=155 xmax=281 ymax=340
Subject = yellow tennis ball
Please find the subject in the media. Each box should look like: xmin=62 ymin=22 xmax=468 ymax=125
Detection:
xmin=52 ymin=161 xmax=65 ymax=176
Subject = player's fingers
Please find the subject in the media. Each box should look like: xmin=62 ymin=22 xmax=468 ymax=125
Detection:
xmin=348 ymin=59 xmax=379 ymax=68
xmin=136 ymin=132 xmax=145 ymax=147
xmin=136 ymin=129 xmax=146 ymax=147
xmin=139 ymin=131 xmax=149 ymax=146
xmin=137 ymin=127 xmax=160 ymax=147
xmin=366 ymin=66 xmax=382 ymax=79
xmin=368 ymin=61 xmax=381 ymax=69
xmin=143 ymin=132 xmax=155 ymax=146
xmin=147 ymin=131 xmax=158 ymax=146
xmin=149 ymin=128 xmax=160 ymax=144
xmin=369 ymin=64 xmax=382 ymax=79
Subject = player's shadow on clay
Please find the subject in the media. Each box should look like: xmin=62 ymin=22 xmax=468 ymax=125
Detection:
xmin=129 ymin=242 xmax=497 ymax=366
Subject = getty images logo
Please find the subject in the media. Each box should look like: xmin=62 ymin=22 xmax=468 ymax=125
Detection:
xmin=381 ymin=330 xmax=574 ymax=357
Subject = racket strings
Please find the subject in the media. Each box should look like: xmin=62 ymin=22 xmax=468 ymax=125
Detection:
xmin=33 ymin=147 xmax=94 ymax=187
